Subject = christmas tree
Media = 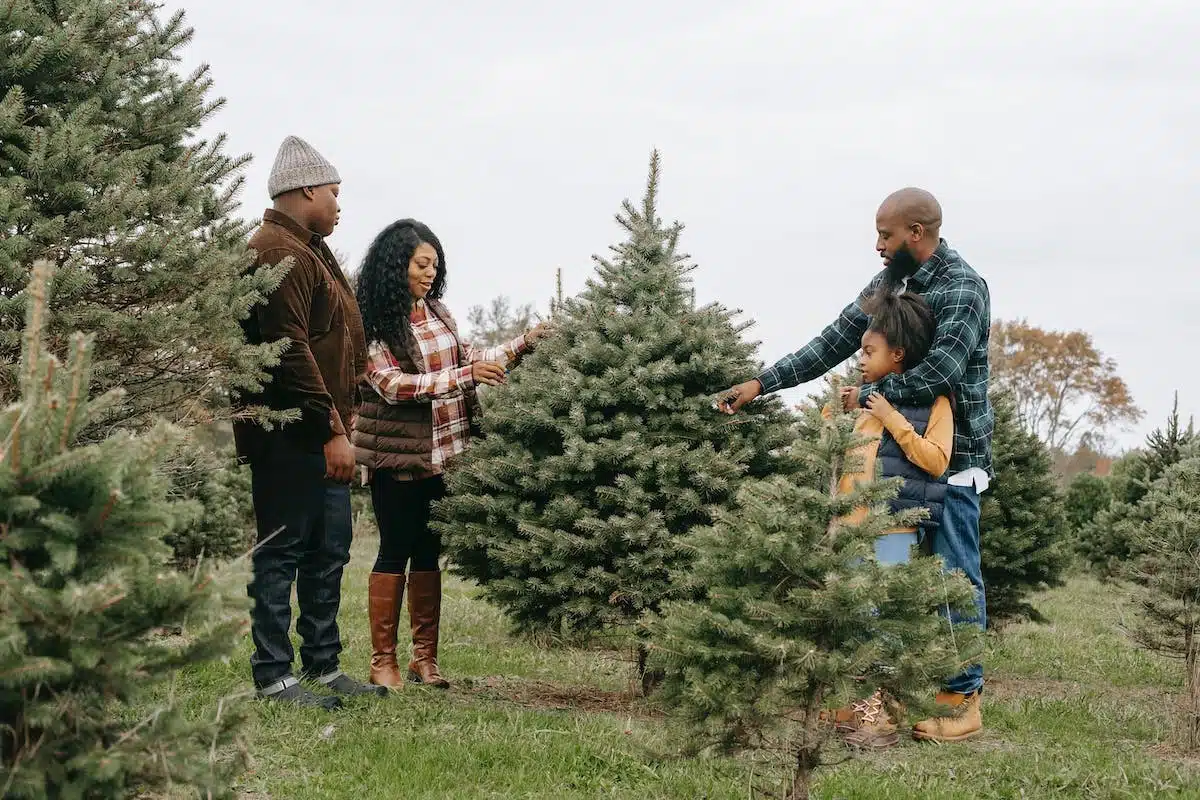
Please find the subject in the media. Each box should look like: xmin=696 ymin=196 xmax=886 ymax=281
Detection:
xmin=1075 ymin=451 xmax=1147 ymax=576
xmin=0 ymin=0 xmax=286 ymax=425
xmin=0 ymin=263 xmax=247 ymax=798
xmin=435 ymin=152 xmax=798 ymax=675
xmin=1128 ymin=457 xmax=1200 ymax=750
xmin=1064 ymin=471 xmax=1113 ymax=538
xmin=978 ymin=390 xmax=1070 ymax=624
xmin=1 ymin=1 xmax=289 ymax=565
xmin=649 ymin=383 xmax=981 ymax=800
xmin=162 ymin=436 xmax=256 ymax=569
xmin=1143 ymin=393 xmax=1197 ymax=480
xmin=1078 ymin=397 xmax=1197 ymax=578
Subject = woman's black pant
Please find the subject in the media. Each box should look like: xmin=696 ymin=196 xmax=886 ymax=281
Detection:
xmin=370 ymin=470 xmax=445 ymax=574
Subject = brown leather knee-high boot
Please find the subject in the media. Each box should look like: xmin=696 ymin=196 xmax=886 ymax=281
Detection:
xmin=368 ymin=572 xmax=405 ymax=688
xmin=406 ymin=570 xmax=450 ymax=689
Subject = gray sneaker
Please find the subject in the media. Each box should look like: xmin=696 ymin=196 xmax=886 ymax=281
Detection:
xmin=257 ymin=676 xmax=343 ymax=710
xmin=310 ymin=670 xmax=388 ymax=698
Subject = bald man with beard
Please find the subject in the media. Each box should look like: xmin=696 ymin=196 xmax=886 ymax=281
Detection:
xmin=720 ymin=188 xmax=993 ymax=744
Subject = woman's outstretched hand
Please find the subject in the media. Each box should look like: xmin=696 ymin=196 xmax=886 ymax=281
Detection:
xmin=472 ymin=361 xmax=507 ymax=386
xmin=524 ymin=321 xmax=554 ymax=347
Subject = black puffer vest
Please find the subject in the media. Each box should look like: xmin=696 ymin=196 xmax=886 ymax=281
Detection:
xmin=877 ymin=404 xmax=949 ymax=532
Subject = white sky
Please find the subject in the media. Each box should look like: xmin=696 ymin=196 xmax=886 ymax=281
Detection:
xmin=168 ymin=0 xmax=1199 ymax=452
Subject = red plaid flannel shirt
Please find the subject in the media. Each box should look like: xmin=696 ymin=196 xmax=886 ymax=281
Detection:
xmin=363 ymin=299 xmax=527 ymax=474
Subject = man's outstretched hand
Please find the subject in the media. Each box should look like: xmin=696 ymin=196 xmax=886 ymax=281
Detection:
xmin=717 ymin=379 xmax=763 ymax=415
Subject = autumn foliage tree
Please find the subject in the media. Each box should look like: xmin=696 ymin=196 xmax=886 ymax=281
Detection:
xmin=989 ymin=320 xmax=1142 ymax=452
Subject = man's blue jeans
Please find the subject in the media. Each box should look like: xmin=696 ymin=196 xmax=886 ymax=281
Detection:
xmin=247 ymin=434 xmax=353 ymax=688
xmin=935 ymin=484 xmax=986 ymax=694
xmin=874 ymin=484 xmax=986 ymax=695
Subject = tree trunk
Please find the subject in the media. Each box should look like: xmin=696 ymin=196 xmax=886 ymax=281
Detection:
xmin=789 ymin=746 xmax=817 ymax=800
xmin=788 ymin=769 xmax=811 ymax=800
xmin=635 ymin=641 xmax=664 ymax=696
xmin=788 ymin=691 xmax=823 ymax=800
xmin=1186 ymin=623 xmax=1200 ymax=752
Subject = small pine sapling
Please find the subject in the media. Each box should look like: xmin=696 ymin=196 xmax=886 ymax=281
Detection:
xmin=649 ymin=382 xmax=982 ymax=800
xmin=1129 ymin=457 xmax=1200 ymax=751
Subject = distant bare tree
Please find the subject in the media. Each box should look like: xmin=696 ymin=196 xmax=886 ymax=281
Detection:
xmin=466 ymin=296 xmax=535 ymax=347
xmin=333 ymin=249 xmax=358 ymax=292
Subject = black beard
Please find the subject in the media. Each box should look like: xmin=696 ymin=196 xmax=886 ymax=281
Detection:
xmin=884 ymin=244 xmax=921 ymax=288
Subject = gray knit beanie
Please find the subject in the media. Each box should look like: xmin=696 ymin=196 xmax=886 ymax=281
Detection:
xmin=267 ymin=135 xmax=341 ymax=198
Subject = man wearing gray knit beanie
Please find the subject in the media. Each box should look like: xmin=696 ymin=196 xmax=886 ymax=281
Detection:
xmin=234 ymin=135 xmax=382 ymax=708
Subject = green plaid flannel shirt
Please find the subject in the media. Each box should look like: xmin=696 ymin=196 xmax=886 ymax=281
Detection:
xmin=756 ymin=240 xmax=994 ymax=475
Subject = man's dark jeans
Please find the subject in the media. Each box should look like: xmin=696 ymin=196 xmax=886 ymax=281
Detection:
xmin=247 ymin=434 xmax=353 ymax=688
xmin=936 ymin=484 xmax=986 ymax=694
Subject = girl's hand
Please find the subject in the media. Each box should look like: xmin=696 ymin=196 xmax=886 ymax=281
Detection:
xmin=840 ymin=386 xmax=860 ymax=411
xmin=864 ymin=393 xmax=895 ymax=420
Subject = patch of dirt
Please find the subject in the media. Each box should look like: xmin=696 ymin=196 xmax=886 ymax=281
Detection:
xmin=458 ymin=675 xmax=662 ymax=718
xmin=986 ymin=676 xmax=1081 ymax=701
xmin=1148 ymin=741 xmax=1200 ymax=765
xmin=987 ymin=675 xmax=1175 ymax=705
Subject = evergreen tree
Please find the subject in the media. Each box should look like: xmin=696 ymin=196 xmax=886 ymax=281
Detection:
xmin=0 ymin=262 xmax=247 ymax=798
xmin=0 ymin=0 xmax=286 ymax=428
xmin=979 ymin=391 xmax=1070 ymax=624
xmin=1143 ymin=393 xmax=1197 ymax=480
xmin=649 ymin=383 xmax=981 ymax=800
xmin=435 ymin=152 xmax=798 ymax=673
xmin=1078 ymin=397 xmax=1197 ymax=578
xmin=162 ymin=437 xmax=255 ymax=569
xmin=1 ymin=1 xmax=289 ymax=566
xmin=548 ymin=266 xmax=566 ymax=320
xmin=1064 ymin=471 xmax=1113 ymax=537
xmin=1075 ymin=450 xmax=1146 ymax=576
xmin=1129 ymin=457 xmax=1200 ymax=750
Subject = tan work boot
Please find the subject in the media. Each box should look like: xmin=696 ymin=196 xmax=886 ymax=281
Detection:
xmin=912 ymin=690 xmax=983 ymax=743
xmin=832 ymin=690 xmax=899 ymax=750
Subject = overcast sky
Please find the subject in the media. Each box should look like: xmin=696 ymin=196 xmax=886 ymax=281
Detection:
xmin=168 ymin=0 xmax=1198 ymax=452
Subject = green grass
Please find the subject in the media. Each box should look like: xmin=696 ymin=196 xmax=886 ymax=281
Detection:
xmin=155 ymin=530 xmax=1200 ymax=799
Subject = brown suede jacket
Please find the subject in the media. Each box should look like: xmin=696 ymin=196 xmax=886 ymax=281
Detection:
xmin=234 ymin=209 xmax=367 ymax=461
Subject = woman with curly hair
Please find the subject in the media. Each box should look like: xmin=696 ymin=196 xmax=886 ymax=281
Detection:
xmin=353 ymin=219 xmax=549 ymax=689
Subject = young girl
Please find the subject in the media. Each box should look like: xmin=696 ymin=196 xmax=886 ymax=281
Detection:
xmin=831 ymin=288 xmax=954 ymax=749
xmin=840 ymin=289 xmax=953 ymax=564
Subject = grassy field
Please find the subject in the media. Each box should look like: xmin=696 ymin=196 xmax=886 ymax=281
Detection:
xmin=158 ymin=523 xmax=1200 ymax=799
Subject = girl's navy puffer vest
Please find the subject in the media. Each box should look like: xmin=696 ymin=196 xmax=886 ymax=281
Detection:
xmin=877 ymin=404 xmax=949 ymax=532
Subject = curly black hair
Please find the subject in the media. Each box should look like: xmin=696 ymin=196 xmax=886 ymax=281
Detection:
xmin=863 ymin=289 xmax=936 ymax=370
xmin=355 ymin=219 xmax=447 ymax=352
